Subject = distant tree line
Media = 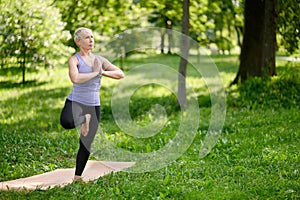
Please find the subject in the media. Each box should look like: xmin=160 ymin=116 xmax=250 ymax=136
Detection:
xmin=0 ymin=0 xmax=299 ymax=84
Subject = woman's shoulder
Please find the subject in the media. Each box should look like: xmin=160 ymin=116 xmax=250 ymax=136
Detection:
xmin=94 ymin=54 xmax=103 ymax=60
xmin=95 ymin=54 xmax=110 ymax=64
xmin=68 ymin=54 xmax=79 ymax=65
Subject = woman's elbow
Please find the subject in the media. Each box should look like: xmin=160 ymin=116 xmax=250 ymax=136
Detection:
xmin=70 ymin=77 xmax=77 ymax=84
xmin=69 ymin=73 xmax=79 ymax=84
xmin=114 ymin=70 xmax=124 ymax=79
xmin=119 ymin=71 xmax=125 ymax=79
xmin=70 ymin=76 xmax=81 ymax=84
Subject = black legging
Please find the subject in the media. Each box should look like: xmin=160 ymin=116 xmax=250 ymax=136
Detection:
xmin=60 ymin=99 xmax=100 ymax=176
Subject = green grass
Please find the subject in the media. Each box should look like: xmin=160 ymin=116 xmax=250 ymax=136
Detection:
xmin=0 ymin=53 xmax=299 ymax=199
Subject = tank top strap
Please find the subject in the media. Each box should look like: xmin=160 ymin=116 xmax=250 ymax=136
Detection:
xmin=75 ymin=53 xmax=84 ymax=65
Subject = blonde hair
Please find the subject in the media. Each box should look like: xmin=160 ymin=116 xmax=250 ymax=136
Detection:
xmin=74 ymin=27 xmax=92 ymax=42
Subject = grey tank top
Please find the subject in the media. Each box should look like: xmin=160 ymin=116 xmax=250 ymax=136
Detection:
xmin=67 ymin=53 xmax=101 ymax=106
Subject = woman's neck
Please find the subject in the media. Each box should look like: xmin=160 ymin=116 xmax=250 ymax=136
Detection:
xmin=78 ymin=49 xmax=92 ymax=57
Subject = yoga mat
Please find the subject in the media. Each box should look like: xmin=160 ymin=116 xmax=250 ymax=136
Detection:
xmin=0 ymin=161 xmax=135 ymax=191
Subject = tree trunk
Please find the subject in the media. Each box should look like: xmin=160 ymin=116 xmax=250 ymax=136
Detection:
xmin=178 ymin=0 xmax=190 ymax=108
xmin=21 ymin=55 xmax=26 ymax=84
xmin=231 ymin=0 xmax=277 ymax=85
xmin=167 ymin=20 xmax=172 ymax=54
xmin=161 ymin=29 xmax=165 ymax=54
xmin=263 ymin=0 xmax=277 ymax=76
xmin=234 ymin=25 xmax=243 ymax=49
xmin=21 ymin=25 xmax=26 ymax=84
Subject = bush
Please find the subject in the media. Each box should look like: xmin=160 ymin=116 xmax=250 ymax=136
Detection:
xmin=228 ymin=66 xmax=300 ymax=109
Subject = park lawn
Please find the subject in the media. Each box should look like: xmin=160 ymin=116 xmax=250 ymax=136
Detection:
xmin=0 ymin=54 xmax=299 ymax=199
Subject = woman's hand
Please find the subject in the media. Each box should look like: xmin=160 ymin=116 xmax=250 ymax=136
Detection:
xmin=93 ymin=56 xmax=103 ymax=75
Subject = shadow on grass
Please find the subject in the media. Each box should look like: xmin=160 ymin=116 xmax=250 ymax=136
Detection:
xmin=122 ymin=53 xmax=239 ymax=79
xmin=0 ymin=86 xmax=70 ymax=132
xmin=0 ymin=66 xmax=39 ymax=76
xmin=0 ymin=80 xmax=48 ymax=89
xmin=0 ymin=66 xmax=44 ymax=89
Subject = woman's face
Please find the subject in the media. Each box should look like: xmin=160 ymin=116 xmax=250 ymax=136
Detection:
xmin=77 ymin=30 xmax=94 ymax=50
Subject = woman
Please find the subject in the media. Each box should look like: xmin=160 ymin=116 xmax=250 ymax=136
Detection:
xmin=60 ymin=27 xmax=124 ymax=181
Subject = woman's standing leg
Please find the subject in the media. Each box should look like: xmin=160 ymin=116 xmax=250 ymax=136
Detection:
xmin=74 ymin=105 xmax=100 ymax=180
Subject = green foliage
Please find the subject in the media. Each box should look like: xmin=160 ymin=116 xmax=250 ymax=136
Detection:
xmin=196 ymin=0 xmax=243 ymax=52
xmin=54 ymin=0 xmax=148 ymax=49
xmin=0 ymin=0 xmax=72 ymax=83
xmin=139 ymin=0 xmax=182 ymax=27
xmin=277 ymin=0 xmax=300 ymax=54
xmin=0 ymin=0 xmax=72 ymax=64
xmin=0 ymin=54 xmax=299 ymax=199
xmin=229 ymin=64 xmax=300 ymax=109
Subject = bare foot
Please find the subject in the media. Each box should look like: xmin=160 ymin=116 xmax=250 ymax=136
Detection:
xmin=73 ymin=175 xmax=83 ymax=182
xmin=80 ymin=114 xmax=91 ymax=137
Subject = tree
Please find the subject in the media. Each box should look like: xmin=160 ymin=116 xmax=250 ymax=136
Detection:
xmin=186 ymin=0 xmax=243 ymax=54
xmin=54 ymin=0 xmax=109 ymax=48
xmin=277 ymin=0 xmax=300 ymax=53
xmin=178 ymin=0 xmax=190 ymax=107
xmin=189 ymin=0 xmax=212 ymax=47
xmin=206 ymin=0 xmax=233 ymax=53
xmin=0 ymin=0 xmax=71 ymax=83
xmin=231 ymin=0 xmax=277 ymax=84
xmin=139 ymin=0 xmax=182 ymax=54
xmin=54 ymin=0 xmax=146 ymax=51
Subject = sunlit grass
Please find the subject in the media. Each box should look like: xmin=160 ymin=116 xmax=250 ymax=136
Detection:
xmin=0 ymin=53 xmax=299 ymax=199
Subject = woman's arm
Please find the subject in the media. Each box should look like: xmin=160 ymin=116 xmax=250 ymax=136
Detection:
xmin=68 ymin=56 xmax=99 ymax=84
xmin=100 ymin=57 xmax=124 ymax=79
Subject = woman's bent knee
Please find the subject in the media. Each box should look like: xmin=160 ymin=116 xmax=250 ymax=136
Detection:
xmin=60 ymin=115 xmax=75 ymax=129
